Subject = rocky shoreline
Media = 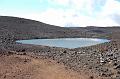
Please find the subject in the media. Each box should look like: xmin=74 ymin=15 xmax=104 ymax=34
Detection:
xmin=2 ymin=41 xmax=118 ymax=79
xmin=0 ymin=16 xmax=120 ymax=79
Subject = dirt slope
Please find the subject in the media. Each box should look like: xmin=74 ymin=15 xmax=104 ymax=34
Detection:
xmin=0 ymin=54 xmax=90 ymax=79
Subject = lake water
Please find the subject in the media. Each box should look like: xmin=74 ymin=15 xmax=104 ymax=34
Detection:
xmin=16 ymin=38 xmax=109 ymax=49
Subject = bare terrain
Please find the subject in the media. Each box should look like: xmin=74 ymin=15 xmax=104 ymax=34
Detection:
xmin=0 ymin=16 xmax=120 ymax=79
xmin=0 ymin=53 xmax=97 ymax=79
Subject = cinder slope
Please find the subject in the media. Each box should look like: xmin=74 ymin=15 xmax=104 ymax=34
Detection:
xmin=0 ymin=54 xmax=90 ymax=79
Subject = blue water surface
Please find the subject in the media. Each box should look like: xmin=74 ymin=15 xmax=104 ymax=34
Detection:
xmin=16 ymin=38 xmax=109 ymax=48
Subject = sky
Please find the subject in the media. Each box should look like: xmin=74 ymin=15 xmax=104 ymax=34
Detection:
xmin=0 ymin=0 xmax=120 ymax=27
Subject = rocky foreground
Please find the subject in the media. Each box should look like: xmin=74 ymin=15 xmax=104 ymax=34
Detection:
xmin=0 ymin=54 xmax=91 ymax=79
xmin=0 ymin=16 xmax=120 ymax=79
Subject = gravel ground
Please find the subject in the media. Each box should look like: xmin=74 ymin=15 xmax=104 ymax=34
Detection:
xmin=0 ymin=16 xmax=120 ymax=79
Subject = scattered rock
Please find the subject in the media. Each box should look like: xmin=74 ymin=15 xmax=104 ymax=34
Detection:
xmin=115 ymin=65 xmax=120 ymax=69
xmin=89 ymin=76 xmax=94 ymax=79
xmin=7 ymin=51 xmax=14 ymax=55
xmin=23 ymin=52 xmax=27 ymax=55
xmin=63 ymin=50 xmax=67 ymax=53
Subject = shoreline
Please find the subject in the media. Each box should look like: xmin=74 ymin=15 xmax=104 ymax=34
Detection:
xmin=0 ymin=16 xmax=120 ymax=79
xmin=1 ymin=40 xmax=119 ymax=79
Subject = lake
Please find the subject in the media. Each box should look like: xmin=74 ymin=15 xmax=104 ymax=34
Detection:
xmin=16 ymin=38 xmax=110 ymax=49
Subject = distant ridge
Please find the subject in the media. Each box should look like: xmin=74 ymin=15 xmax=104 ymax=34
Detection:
xmin=0 ymin=16 xmax=87 ymax=42
xmin=0 ymin=16 xmax=120 ymax=43
xmin=0 ymin=16 xmax=60 ymax=26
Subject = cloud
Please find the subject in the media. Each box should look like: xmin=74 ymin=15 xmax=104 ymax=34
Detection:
xmin=111 ymin=14 xmax=120 ymax=24
xmin=48 ymin=0 xmax=70 ymax=6
xmin=0 ymin=0 xmax=120 ymax=27
xmin=38 ymin=9 xmax=67 ymax=26
xmin=100 ymin=0 xmax=120 ymax=16
xmin=36 ymin=0 xmax=120 ymax=27
xmin=97 ymin=0 xmax=120 ymax=26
